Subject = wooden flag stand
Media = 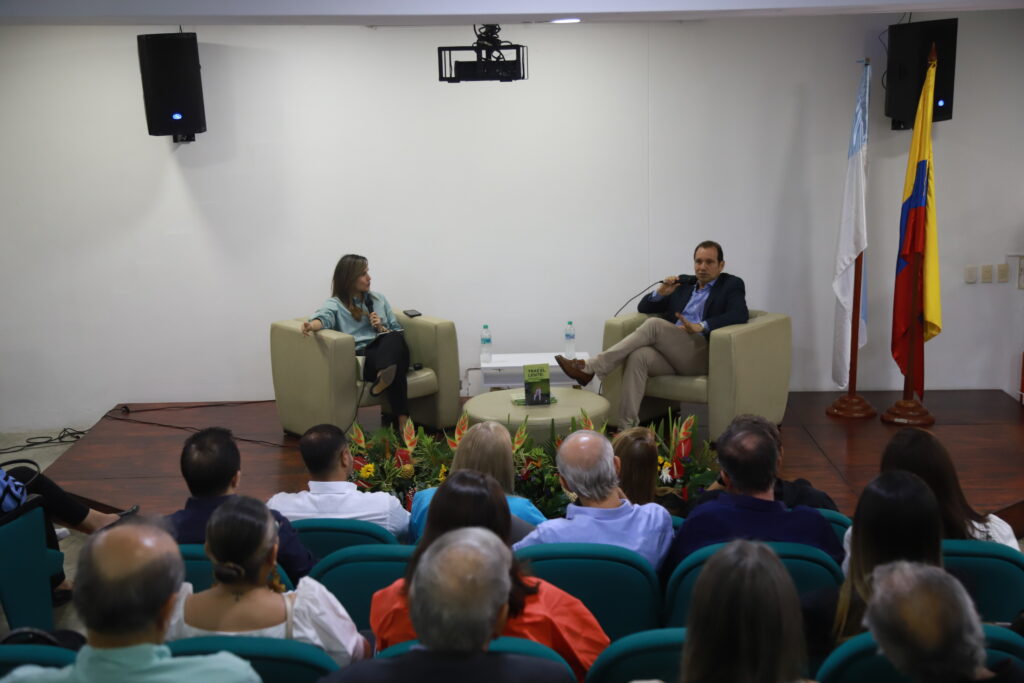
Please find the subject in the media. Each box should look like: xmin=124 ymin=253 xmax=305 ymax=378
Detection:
xmin=882 ymin=251 xmax=935 ymax=426
xmin=827 ymin=252 xmax=876 ymax=418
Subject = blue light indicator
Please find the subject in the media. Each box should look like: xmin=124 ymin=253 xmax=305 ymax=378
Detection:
xmin=937 ymin=99 xmax=945 ymax=107
xmin=171 ymin=112 xmax=183 ymax=120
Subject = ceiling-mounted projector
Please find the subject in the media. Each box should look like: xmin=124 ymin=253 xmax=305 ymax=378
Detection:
xmin=438 ymin=24 xmax=527 ymax=83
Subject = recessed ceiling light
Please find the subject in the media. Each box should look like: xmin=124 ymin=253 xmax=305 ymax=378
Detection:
xmin=550 ymin=18 xmax=581 ymax=24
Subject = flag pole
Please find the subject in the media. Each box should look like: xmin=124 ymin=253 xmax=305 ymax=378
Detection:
xmin=827 ymin=250 xmax=875 ymax=418
xmin=827 ymin=57 xmax=875 ymax=419
xmin=882 ymin=249 xmax=934 ymax=425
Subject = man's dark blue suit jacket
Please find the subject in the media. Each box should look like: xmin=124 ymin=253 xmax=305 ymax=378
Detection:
xmin=637 ymin=271 xmax=748 ymax=336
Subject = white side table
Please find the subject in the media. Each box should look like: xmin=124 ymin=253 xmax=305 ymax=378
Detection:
xmin=478 ymin=352 xmax=591 ymax=389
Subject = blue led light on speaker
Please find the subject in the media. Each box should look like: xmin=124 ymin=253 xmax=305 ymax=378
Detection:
xmin=937 ymin=99 xmax=945 ymax=107
xmin=171 ymin=112 xmax=183 ymax=120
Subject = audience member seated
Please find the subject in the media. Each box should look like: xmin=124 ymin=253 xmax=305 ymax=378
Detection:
xmin=165 ymin=427 xmax=315 ymax=584
xmin=682 ymin=539 xmax=813 ymax=683
xmin=266 ymin=423 xmax=409 ymax=537
xmin=689 ymin=413 xmax=838 ymax=512
xmin=612 ymin=427 xmax=685 ymax=517
xmin=322 ymin=527 xmax=574 ymax=683
xmin=512 ymin=430 xmax=674 ymax=571
xmin=370 ymin=470 xmax=609 ymax=681
xmin=2 ymin=464 xmax=136 ymax=599
xmin=866 ymin=561 xmax=1024 ymax=683
xmin=802 ymin=471 xmax=942 ymax=660
xmin=410 ymin=421 xmax=546 ymax=541
xmin=663 ymin=420 xmax=843 ymax=574
xmin=841 ymin=427 xmax=1020 ymax=572
xmin=164 ymin=495 xmax=368 ymax=667
xmin=1 ymin=518 xmax=259 ymax=683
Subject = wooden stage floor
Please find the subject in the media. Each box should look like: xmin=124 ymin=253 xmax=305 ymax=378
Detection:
xmin=46 ymin=391 xmax=1024 ymax=528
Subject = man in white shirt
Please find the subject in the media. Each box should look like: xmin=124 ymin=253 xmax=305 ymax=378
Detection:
xmin=267 ymin=423 xmax=409 ymax=537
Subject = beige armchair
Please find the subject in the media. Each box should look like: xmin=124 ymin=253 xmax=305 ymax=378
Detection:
xmin=270 ymin=312 xmax=460 ymax=435
xmin=600 ymin=310 xmax=792 ymax=437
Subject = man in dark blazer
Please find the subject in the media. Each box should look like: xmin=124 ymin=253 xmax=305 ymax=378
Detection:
xmin=556 ymin=240 xmax=748 ymax=427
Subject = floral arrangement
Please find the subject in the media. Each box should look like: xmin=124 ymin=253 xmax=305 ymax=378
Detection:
xmin=346 ymin=410 xmax=718 ymax=520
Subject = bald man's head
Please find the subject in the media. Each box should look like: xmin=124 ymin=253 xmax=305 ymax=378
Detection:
xmin=556 ymin=430 xmax=618 ymax=501
xmin=73 ymin=519 xmax=184 ymax=636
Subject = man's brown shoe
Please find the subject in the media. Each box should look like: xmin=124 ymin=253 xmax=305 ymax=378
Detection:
xmin=555 ymin=355 xmax=594 ymax=387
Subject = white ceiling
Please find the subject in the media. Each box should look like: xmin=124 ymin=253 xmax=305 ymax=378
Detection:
xmin=2 ymin=0 xmax=1022 ymax=26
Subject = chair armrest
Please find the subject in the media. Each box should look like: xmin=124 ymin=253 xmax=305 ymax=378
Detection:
xmin=707 ymin=312 xmax=791 ymax=436
xmin=395 ymin=313 xmax=460 ymax=428
xmin=602 ymin=312 xmax=649 ymax=350
xmin=270 ymin=318 xmax=360 ymax=434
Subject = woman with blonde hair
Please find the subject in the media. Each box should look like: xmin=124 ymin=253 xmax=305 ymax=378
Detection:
xmin=409 ymin=421 xmax=546 ymax=540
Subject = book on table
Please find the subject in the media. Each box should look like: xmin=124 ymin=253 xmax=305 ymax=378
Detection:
xmin=523 ymin=363 xmax=552 ymax=406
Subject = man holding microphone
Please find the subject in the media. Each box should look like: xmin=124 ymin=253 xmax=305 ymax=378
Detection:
xmin=556 ymin=240 xmax=748 ymax=429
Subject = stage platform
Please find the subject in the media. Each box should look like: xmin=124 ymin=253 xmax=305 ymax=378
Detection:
xmin=45 ymin=391 xmax=1024 ymax=529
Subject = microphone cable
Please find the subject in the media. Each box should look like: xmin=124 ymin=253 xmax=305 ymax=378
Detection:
xmin=613 ymin=281 xmax=663 ymax=318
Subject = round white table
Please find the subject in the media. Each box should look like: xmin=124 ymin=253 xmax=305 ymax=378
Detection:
xmin=464 ymin=387 xmax=611 ymax=444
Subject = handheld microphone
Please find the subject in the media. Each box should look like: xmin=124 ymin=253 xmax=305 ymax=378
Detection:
xmin=672 ymin=275 xmax=697 ymax=286
xmin=364 ymin=294 xmax=374 ymax=313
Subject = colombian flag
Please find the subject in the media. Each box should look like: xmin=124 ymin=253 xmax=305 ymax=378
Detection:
xmin=891 ymin=52 xmax=942 ymax=399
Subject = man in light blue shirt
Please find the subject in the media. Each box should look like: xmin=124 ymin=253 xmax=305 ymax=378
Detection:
xmin=513 ymin=430 xmax=673 ymax=570
xmin=2 ymin=519 xmax=258 ymax=683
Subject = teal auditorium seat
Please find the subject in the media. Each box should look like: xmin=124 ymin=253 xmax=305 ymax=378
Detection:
xmin=310 ymin=545 xmax=415 ymax=631
xmin=178 ymin=544 xmax=294 ymax=592
xmin=0 ymin=644 xmax=76 ymax=677
xmin=670 ymin=515 xmax=685 ymax=531
xmin=377 ymin=636 xmax=574 ymax=676
xmin=168 ymin=636 xmax=338 ymax=682
xmin=292 ymin=518 xmax=398 ymax=560
xmin=664 ymin=541 xmax=842 ymax=627
xmin=816 ymin=508 xmax=852 ymax=545
xmin=816 ymin=625 xmax=1024 ymax=683
xmin=942 ymin=539 xmax=1024 ymax=623
xmin=514 ymin=543 xmax=661 ymax=641
xmin=0 ymin=495 xmax=64 ymax=631
xmin=585 ymin=628 xmax=686 ymax=683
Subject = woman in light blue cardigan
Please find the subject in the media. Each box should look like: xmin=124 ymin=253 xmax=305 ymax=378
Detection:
xmin=410 ymin=421 xmax=547 ymax=540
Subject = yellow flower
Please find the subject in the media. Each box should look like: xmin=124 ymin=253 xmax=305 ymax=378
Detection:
xmin=438 ymin=464 xmax=448 ymax=482
xmin=359 ymin=463 xmax=376 ymax=479
xmin=399 ymin=464 xmax=415 ymax=479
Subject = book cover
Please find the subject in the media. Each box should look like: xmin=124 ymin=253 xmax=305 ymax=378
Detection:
xmin=523 ymin=363 xmax=551 ymax=406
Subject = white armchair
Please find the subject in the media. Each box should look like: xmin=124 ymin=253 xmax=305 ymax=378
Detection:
xmin=600 ymin=310 xmax=792 ymax=437
xmin=270 ymin=311 xmax=460 ymax=434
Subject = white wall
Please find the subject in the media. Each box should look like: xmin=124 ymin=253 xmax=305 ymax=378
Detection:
xmin=1 ymin=12 xmax=1022 ymax=431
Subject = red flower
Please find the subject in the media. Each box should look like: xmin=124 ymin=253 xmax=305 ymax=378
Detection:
xmin=394 ymin=448 xmax=412 ymax=466
xmin=404 ymin=488 xmax=416 ymax=511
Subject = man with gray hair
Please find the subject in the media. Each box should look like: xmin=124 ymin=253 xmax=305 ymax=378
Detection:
xmin=512 ymin=430 xmax=674 ymax=570
xmin=866 ymin=561 xmax=1024 ymax=683
xmin=1 ymin=519 xmax=258 ymax=683
xmin=322 ymin=527 xmax=573 ymax=683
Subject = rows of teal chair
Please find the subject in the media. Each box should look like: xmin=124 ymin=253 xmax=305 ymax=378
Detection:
xmin=0 ymin=644 xmax=76 ymax=678
xmin=378 ymin=636 xmax=574 ymax=677
xmin=817 ymin=624 xmax=1024 ymax=683
xmin=167 ymin=636 xmax=338 ymax=682
xmin=292 ymin=517 xmax=398 ymax=560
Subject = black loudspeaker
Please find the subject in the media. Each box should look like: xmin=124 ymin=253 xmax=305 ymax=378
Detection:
xmin=884 ymin=18 xmax=958 ymax=130
xmin=137 ymin=32 xmax=206 ymax=141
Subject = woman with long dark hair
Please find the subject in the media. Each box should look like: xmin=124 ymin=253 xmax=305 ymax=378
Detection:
xmin=840 ymin=428 xmax=1019 ymax=573
xmin=803 ymin=470 xmax=943 ymax=659
xmin=612 ymin=427 xmax=658 ymax=505
xmin=682 ymin=540 xmax=812 ymax=683
xmin=370 ymin=470 xmax=609 ymax=681
xmin=164 ymin=495 xmax=369 ymax=667
xmin=302 ymin=254 xmax=410 ymax=427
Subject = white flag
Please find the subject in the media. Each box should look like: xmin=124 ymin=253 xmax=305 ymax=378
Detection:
xmin=832 ymin=63 xmax=870 ymax=389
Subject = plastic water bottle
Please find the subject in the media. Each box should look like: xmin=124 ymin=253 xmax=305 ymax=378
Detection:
xmin=480 ymin=324 xmax=492 ymax=364
xmin=564 ymin=321 xmax=576 ymax=359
